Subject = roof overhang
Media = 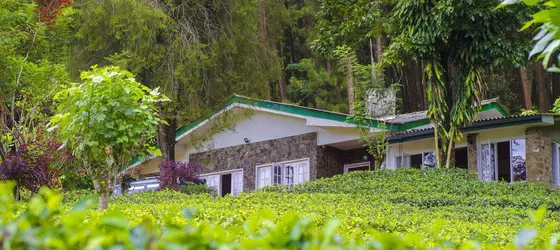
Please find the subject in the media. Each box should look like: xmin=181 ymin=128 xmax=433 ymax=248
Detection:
xmin=387 ymin=114 xmax=555 ymax=144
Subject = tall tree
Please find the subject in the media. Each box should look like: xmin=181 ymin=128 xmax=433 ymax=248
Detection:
xmin=385 ymin=0 xmax=532 ymax=167
xmin=70 ymin=0 xmax=271 ymax=166
xmin=0 ymin=0 xmax=72 ymax=160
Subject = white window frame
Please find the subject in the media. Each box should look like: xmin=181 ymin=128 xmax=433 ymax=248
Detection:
xmin=344 ymin=162 xmax=371 ymax=173
xmin=200 ymin=168 xmax=244 ymax=196
xmin=396 ymin=151 xmax=435 ymax=169
xmin=477 ymin=137 xmax=526 ymax=183
xmin=255 ymin=158 xmax=310 ymax=189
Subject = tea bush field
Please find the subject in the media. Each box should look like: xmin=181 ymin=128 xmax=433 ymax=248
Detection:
xmin=3 ymin=169 xmax=560 ymax=249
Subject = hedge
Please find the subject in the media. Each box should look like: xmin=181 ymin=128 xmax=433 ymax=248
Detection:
xmin=2 ymin=169 xmax=560 ymax=249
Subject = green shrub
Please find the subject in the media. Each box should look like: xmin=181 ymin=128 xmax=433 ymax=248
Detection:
xmin=179 ymin=183 xmax=217 ymax=195
xmin=0 ymin=182 xmax=558 ymax=249
xmin=3 ymin=169 xmax=560 ymax=249
xmin=263 ymin=169 xmax=560 ymax=211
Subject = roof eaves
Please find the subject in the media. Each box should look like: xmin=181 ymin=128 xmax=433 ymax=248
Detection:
xmin=387 ymin=114 xmax=547 ymax=144
xmin=395 ymin=99 xmax=509 ymax=131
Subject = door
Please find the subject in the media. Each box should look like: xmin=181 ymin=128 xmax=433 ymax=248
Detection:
xmin=257 ymin=166 xmax=272 ymax=188
xmin=231 ymin=171 xmax=243 ymax=196
xmin=295 ymin=160 xmax=309 ymax=184
xmin=206 ymin=175 xmax=220 ymax=194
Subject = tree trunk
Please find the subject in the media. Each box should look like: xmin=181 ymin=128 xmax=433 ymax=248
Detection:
xmin=375 ymin=38 xmax=384 ymax=83
xmin=534 ymin=61 xmax=548 ymax=113
xmin=346 ymin=57 xmax=355 ymax=115
xmin=326 ymin=59 xmax=332 ymax=75
xmin=445 ymin=128 xmax=455 ymax=168
xmin=553 ymin=73 xmax=560 ymax=103
xmin=157 ymin=115 xmax=176 ymax=162
xmin=99 ymin=192 xmax=109 ymax=211
xmin=519 ymin=67 xmax=532 ymax=110
xmin=273 ymin=42 xmax=287 ymax=100
xmin=13 ymin=181 xmax=20 ymax=201
xmin=369 ymin=38 xmax=376 ymax=82
xmin=420 ymin=60 xmax=427 ymax=110
xmin=443 ymin=55 xmax=457 ymax=168
xmin=375 ymin=38 xmax=383 ymax=64
xmin=257 ymin=0 xmax=270 ymax=99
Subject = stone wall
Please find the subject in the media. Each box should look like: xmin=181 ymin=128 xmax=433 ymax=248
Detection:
xmin=316 ymin=146 xmax=375 ymax=179
xmin=526 ymin=128 xmax=553 ymax=184
xmin=341 ymin=147 xmax=375 ymax=169
xmin=189 ymin=132 xmax=318 ymax=191
xmin=316 ymin=146 xmax=344 ymax=179
xmin=467 ymin=134 xmax=478 ymax=174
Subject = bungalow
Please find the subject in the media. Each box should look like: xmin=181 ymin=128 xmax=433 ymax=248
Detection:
xmin=124 ymin=95 xmax=560 ymax=195
xmin=385 ymin=112 xmax=560 ymax=185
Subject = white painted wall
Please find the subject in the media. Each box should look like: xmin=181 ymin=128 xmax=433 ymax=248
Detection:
xmin=134 ymin=107 xmax=365 ymax=175
xmin=385 ymin=126 xmax=531 ymax=170
xmin=385 ymin=134 xmax=470 ymax=170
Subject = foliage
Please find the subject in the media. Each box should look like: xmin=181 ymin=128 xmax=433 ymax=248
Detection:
xmin=50 ymin=66 xmax=168 ymax=210
xmin=0 ymin=0 xmax=73 ymax=159
xmin=1 ymin=177 xmax=560 ymax=249
xmin=286 ymin=58 xmax=348 ymax=113
xmin=499 ymin=0 xmax=560 ymax=70
xmin=521 ymin=107 xmax=541 ymax=115
xmin=553 ymin=97 xmax=560 ymax=114
xmin=179 ymin=183 xmax=217 ymax=196
xmin=0 ymin=127 xmax=73 ymax=198
xmin=310 ymin=0 xmax=388 ymax=56
xmin=37 ymin=0 xmax=73 ymax=24
xmin=384 ymin=0 xmax=533 ymax=168
xmin=158 ymin=160 xmax=200 ymax=190
xmin=60 ymin=166 xmax=93 ymax=191
xmin=43 ymin=169 xmax=559 ymax=247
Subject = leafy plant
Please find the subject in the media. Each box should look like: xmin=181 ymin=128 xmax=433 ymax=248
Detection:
xmin=180 ymin=183 xmax=217 ymax=196
xmin=0 ymin=127 xmax=73 ymax=199
xmin=3 ymin=171 xmax=560 ymax=249
xmin=50 ymin=65 xmax=169 ymax=210
xmin=158 ymin=160 xmax=201 ymax=190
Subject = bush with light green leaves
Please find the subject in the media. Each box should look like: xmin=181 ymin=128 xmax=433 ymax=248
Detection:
xmin=1 ymin=180 xmax=560 ymax=249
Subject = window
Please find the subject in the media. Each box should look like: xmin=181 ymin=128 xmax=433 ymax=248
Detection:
xmin=397 ymin=152 xmax=434 ymax=169
xmin=395 ymin=156 xmax=409 ymax=168
xmin=285 ymin=165 xmax=294 ymax=187
xmin=256 ymin=159 xmax=309 ymax=189
xmin=479 ymin=139 xmax=526 ymax=182
xmin=344 ymin=162 xmax=370 ymax=173
xmin=201 ymin=170 xmax=243 ymax=196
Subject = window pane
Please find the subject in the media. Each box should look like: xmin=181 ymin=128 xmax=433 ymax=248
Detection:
xmin=285 ymin=165 xmax=294 ymax=186
xmin=511 ymin=139 xmax=526 ymax=182
xmin=481 ymin=144 xmax=496 ymax=181
xmin=423 ymin=152 xmax=436 ymax=168
xmin=273 ymin=165 xmax=282 ymax=185
xmin=396 ymin=157 xmax=402 ymax=169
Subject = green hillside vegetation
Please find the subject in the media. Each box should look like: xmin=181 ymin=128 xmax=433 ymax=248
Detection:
xmin=4 ymin=169 xmax=560 ymax=249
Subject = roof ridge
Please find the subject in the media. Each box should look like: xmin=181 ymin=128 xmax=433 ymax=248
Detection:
xmin=231 ymin=93 xmax=353 ymax=117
